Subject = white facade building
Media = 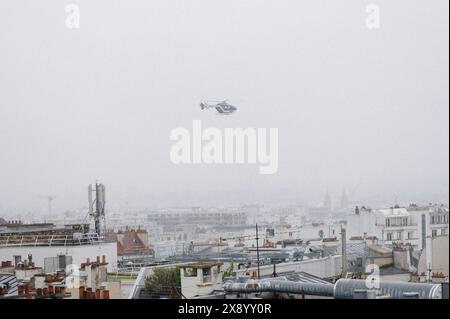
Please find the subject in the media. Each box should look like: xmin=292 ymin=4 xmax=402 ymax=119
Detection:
xmin=347 ymin=205 xmax=449 ymax=250
xmin=0 ymin=242 xmax=118 ymax=272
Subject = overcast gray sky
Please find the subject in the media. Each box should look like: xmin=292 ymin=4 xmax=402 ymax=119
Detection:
xmin=0 ymin=0 xmax=448 ymax=214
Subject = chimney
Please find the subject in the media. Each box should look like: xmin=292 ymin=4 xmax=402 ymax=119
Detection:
xmin=24 ymin=282 xmax=30 ymax=293
xmin=79 ymin=286 xmax=85 ymax=299
xmin=102 ymin=290 xmax=110 ymax=299
xmin=86 ymin=257 xmax=90 ymax=264
xmin=102 ymin=255 xmax=106 ymax=263
xmin=96 ymin=256 xmax=100 ymax=264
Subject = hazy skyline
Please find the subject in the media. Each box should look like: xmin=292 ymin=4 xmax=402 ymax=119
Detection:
xmin=0 ymin=0 xmax=448 ymax=214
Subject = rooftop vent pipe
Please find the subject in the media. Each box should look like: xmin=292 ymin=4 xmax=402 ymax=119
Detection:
xmin=223 ymin=280 xmax=334 ymax=297
xmin=223 ymin=279 xmax=442 ymax=299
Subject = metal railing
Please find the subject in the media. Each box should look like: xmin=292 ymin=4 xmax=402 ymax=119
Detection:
xmin=0 ymin=233 xmax=106 ymax=247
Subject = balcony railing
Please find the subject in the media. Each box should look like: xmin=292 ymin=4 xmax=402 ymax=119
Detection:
xmin=377 ymin=223 xmax=418 ymax=228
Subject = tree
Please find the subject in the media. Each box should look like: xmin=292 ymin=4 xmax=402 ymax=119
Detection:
xmin=144 ymin=267 xmax=181 ymax=298
xmin=222 ymin=262 xmax=234 ymax=281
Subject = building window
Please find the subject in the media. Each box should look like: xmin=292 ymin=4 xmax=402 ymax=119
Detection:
xmin=386 ymin=219 xmax=390 ymax=227
xmin=442 ymin=228 xmax=447 ymax=236
xmin=432 ymin=230 xmax=437 ymax=238
xmin=408 ymin=231 xmax=414 ymax=239
xmin=397 ymin=231 xmax=402 ymax=240
xmin=387 ymin=233 xmax=393 ymax=241
xmin=184 ymin=268 xmax=197 ymax=277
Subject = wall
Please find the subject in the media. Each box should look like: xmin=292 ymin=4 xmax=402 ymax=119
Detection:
xmin=432 ymin=236 xmax=449 ymax=277
xmin=418 ymin=235 xmax=449 ymax=278
xmin=380 ymin=273 xmax=411 ymax=282
xmin=105 ymin=280 xmax=122 ymax=299
xmin=0 ymin=242 xmax=118 ymax=272
xmin=180 ymin=266 xmax=223 ymax=298
xmin=347 ymin=209 xmax=381 ymax=240
xmin=235 ymin=255 xmax=342 ymax=279
xmin=180 ymin=269 xmax=202 ymax=298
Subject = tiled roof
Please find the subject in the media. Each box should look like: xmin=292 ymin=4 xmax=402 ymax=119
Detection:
xmin=0 ymin=274 xmax=18 ymax=296
xmin=106 ymin=230 xmax=152 ymax=256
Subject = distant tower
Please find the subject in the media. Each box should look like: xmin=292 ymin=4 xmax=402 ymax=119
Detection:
xmin=323 ymin=188 xmax=332 ymax=209
xmin=38 ymin=195 xmax=56 ymax=216
xmin=340 ymin=187 xmax=349 ymax=209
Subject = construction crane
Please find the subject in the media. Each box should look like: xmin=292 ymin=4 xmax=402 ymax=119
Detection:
xmin=38 ymin=195 xmax=56 ymax=216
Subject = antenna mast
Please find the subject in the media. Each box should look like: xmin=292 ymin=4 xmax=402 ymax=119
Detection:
xmin=255 ymin=224 xmax=260 ymax=279
xmin=88 ymin=182 xmax=106 ymax=236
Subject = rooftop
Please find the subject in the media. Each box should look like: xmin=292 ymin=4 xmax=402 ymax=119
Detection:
xmin=378 ymin=208 xmax=409 ymax=217
xmin=180 ymin=262 xmax=223 ymax=269
xmin=0 ymin=233 xmax=108 ymax=247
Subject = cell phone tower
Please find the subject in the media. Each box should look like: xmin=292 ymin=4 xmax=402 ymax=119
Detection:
xmin=88 ymin=182 xmax=106 ymax=236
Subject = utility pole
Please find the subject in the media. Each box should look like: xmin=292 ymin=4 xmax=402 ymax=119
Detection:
xmin=427 ymin=263 xmax=432 ymax=283
xmin=341 ymin=227 xmax=347 ymax=277
xmin=256 ymin=224 xmax=260 ymax=279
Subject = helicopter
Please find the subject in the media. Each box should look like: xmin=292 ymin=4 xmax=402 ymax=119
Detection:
xmin=199 ymin=100 xmax=237 ymax=114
